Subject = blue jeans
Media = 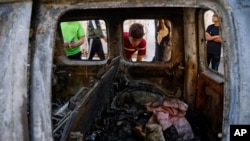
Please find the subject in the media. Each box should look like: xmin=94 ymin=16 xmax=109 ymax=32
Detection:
xmin=207 ymin=53 xmax=221 ymax=71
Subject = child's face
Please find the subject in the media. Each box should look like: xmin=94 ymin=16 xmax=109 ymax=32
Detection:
xmin=128 ymin=36 xmax=142 ymax=47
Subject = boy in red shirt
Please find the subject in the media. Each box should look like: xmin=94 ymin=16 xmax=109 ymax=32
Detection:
xmin=123 ymin=23 xmax=146 ymax=61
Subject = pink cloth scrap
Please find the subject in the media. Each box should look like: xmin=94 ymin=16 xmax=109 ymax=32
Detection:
xmin=145 ymin=98 xmax=194 ymax=140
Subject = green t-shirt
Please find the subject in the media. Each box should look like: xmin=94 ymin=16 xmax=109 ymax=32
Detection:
xmin=60 ymin=21 xmax=85 ymax=56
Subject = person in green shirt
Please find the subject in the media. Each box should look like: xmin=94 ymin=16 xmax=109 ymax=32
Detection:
xmin=60 ymin=21 xmax=86 ymax=60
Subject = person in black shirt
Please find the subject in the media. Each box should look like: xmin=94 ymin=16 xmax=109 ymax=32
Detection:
xmin=87 ymin=20 xmax=107 ymax=60
xmin=205 ymin=14 xmax=222 ymax=71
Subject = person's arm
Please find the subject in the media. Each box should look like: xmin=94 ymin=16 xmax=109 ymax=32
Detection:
xmin=213 ymin=35 xmax=222 ymax=43
xmin=63 ymin=41 xmax=70 ymax=48
xmin=136 ymin=55 xmax=144 ymax=62
xmin=69 ymin=21 xmax=85 ymax=48
xmin=136 ymin=39 xmax=146 ymax=62
xmin=205 ymin=32 xmax=216 ymax=41
xmin=205 ymin=32 xmax=222 ymax=43
xmin=69 ymin=36 xmax=85 ymax=48
xmin=206 ymin=32 xmax=222 ymax=42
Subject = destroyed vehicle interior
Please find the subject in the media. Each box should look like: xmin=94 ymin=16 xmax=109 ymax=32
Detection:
xmin=4 ymin=0 xmax=250 ymax=141
xmin=50 ymin=7 xmax=224 ymax=141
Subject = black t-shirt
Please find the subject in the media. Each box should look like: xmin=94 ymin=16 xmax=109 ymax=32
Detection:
xmin=206 ymin=24 xmax=221 ymax=55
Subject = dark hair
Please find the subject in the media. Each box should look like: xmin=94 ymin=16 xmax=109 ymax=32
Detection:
xmin=129 ymin=23 xmax=144 ymax=39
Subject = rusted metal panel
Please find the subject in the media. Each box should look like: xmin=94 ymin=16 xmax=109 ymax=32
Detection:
xmin=0 ymin=1 xmax=32 ymax=141
xmin=29 ymin=3 xmax=61 ymax=141
xmin=40 ymin=0 xmax=194 ymax=3
xmin=183 ymin=8 xmax=198 ymax=110
xmin=58 ymin=57 xmax=120 ymax=141
xmin=196 ymin=73 xmax=223 ymax=140
xmin=0 ymin=0 xmax=31 ymax=4
xmin=240 ymin=0 xmax=250 ymax=6
xmin=222 ymin=1 xmax=250 ymax=141
xmin=0 ymin=0 xmax=249 ymax=141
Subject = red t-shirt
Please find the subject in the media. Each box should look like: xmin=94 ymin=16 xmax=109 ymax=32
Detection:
xmin=123 ymin=32 xmax=146 ymax=60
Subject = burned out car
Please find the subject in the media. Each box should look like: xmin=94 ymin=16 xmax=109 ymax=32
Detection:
xmin=1 ymin=0 xmax=250 ymax=141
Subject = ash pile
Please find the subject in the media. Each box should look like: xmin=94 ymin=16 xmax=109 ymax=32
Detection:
xmin=84 ymin=81 xmax=201 ymax=141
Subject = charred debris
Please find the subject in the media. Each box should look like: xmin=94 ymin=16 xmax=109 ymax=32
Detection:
xmin=52 ymin=76 xmax=206 ymax=141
